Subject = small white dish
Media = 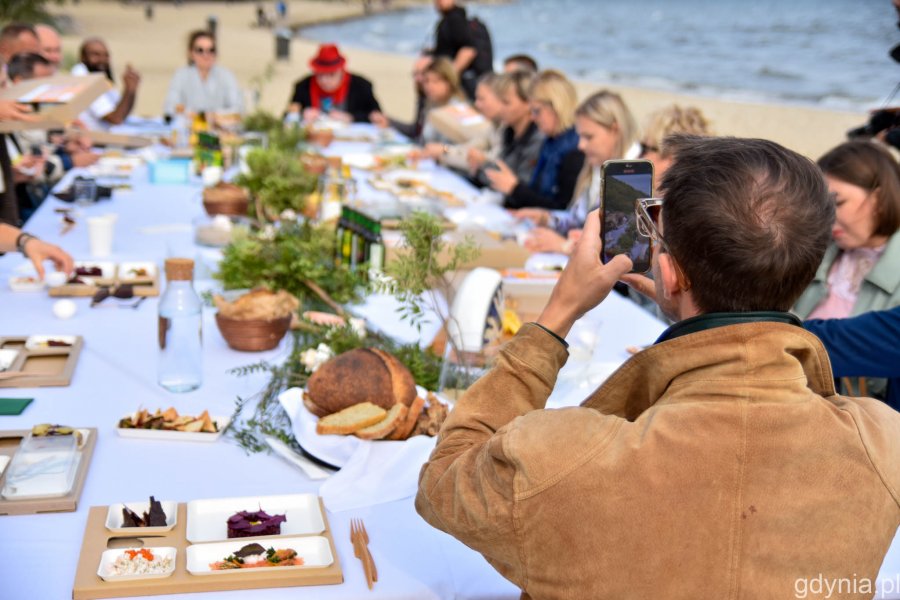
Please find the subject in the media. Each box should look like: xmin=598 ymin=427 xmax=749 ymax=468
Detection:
xmin=341 ymin=152 xmax=376 ymax=170
xmin=116 ymin=415 xmax=229 ymax=443
xmin=186 ymin=536 xmax=332 ymax=575
xmin=117 ymin=261 xmax=157 ymax=281
xmin=185 ymin=493 xmax=325 ymax=543
xmin=0 ymin=349 xmax=19 ymax=371
xmin=72 ymin=260 xmax=115 ymax=281
xmin=105 ymin=499 xmax=178 ymax=533
xmin=97 ymin=547 xmax=176 ymax=582
xmin=8 ymin=275 xmax=44 ymax=293
xmin=45 ymin=271 xmax=68 ymax=287
xmin=24 ymin=335 xmax=77 ymax=351
xmin=0 ymin=455 xmax=10 ymax=479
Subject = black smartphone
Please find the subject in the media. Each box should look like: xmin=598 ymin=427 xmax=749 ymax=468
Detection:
xmin=599 ymin=159 xmax=654 ymax=273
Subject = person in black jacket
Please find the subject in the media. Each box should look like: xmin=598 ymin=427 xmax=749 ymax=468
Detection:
xmin=288 ymin=44 xmax=381 ymax=124
xmin=433 ymin=0 xmax=480 ymax=99
xmin=485 ymin=69 xmax=584 ymax=211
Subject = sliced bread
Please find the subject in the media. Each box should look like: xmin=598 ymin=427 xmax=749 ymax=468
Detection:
xmin=354 ymin=403 xmax=409 ymax=440
xmin=316 ymin=402 xmax=387 ymax=435
xmin=388 ymin=395 xmax=426 ymax=441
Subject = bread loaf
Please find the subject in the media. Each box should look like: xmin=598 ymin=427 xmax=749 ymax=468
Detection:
xmin=354 ymin=403 xmax=408 ymax=440
xmin=388 ymin=396 xmax=426 ymax=441
xmin=307 ymin=348 xmax=417 ymax=415
xmin=315 ymin=402 xmax=386 ymax=435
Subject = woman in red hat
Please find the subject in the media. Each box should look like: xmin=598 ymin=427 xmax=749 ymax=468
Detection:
xmin=287 ymin=43 xmax=381 ymax=123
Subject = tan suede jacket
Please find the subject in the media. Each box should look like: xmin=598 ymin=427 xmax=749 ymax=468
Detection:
xmin=416 ymin=321 xmax=900 ymax=599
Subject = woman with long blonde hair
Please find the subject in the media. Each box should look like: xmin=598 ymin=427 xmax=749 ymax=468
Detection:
xmin=516 ymin=89 xmax=638 ymax=254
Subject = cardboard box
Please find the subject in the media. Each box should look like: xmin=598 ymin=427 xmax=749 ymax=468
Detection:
xmin=0 ymin=74 xmax=109 ymax=133
xmin=386 ymin=228 xmax=532 ymax=271
xmin=77 ymin=130 xmax=153 ymax=148
xmin=502 ymin=277 xmax=556 ymax=322
xmin=426 ymin=103 xmax=493 ymax=144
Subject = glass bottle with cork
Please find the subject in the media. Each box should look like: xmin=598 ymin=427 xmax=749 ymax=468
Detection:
xmin=158 ymin=258 xmax=203 ymax=393
xmin=317 ymin=156 xmax=345 ymax=223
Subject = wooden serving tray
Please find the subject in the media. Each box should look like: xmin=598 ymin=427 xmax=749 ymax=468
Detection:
xmin=49 ymin=264 xmax=159 ymax=298
xmin=0 ymin=427 xmax=97 ymax=516
xmin=72 ymin=499 xmax=343 ymax=599
xmin=0 ymin=336 xmax=83 ymax=388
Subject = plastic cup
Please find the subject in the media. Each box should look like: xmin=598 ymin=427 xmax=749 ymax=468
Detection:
xmin=87 ymin=214 xmax=117 ymax=258
xmin=73 ymin=178 xmax=98 ymax=206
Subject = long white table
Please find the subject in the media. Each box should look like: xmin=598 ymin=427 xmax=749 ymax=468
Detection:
xmin=5 ymin=127 xmax=892 ymax=600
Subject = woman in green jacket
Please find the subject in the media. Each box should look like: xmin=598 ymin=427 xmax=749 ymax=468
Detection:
xmin=794 ymin=141 xmax=900 ymax=398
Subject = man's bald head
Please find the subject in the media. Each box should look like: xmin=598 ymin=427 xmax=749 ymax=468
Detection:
xmin=80 ymin=37 xmax=112 ymax=80
xmin=35 ymin=24 xmax=61 ymax=72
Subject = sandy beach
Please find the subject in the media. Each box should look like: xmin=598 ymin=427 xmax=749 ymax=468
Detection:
xmin=51 ymin=0 xmax=866 ymax=159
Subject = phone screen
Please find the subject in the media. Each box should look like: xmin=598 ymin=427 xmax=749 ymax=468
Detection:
xmin=601 ymin=160 xmax=653 ymax=273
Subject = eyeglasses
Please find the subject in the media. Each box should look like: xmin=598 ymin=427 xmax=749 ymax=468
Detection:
xmin=636 ymin=197 xmax=668 ymax=252
xmin=638 ymin=141 xmax=659 ymax=156
xmin=192 ymin=46 xmax=216 ymax=55
xmin=636 ymin=197 xmax=691 ymax=289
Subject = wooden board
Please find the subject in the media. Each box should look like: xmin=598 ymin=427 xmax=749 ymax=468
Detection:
xmin=0 ymin=336 xmax=83 ymax=388
xmin=72 ymin=499 xmax=343 ymax=599
xmin=49 ymin=267 xmax=159 ymax=298
xmin=0 ymin=427 xmax=97 ymax=516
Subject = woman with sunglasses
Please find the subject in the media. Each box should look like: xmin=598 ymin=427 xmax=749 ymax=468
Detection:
xmin=163 ymin=30 xmax=244 ymax=117
xmin=485 ymin=70 xmax=583 ymax=211
xmin=512 ymin=90 xmax=638 ymax=254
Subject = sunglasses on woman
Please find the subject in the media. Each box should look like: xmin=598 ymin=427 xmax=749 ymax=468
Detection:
xmin=193 ymin=46 xmax=216 ymax=55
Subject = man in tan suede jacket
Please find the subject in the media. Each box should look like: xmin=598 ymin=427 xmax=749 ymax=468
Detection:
xmin=416 ymin=136 xmax=900 ymax=599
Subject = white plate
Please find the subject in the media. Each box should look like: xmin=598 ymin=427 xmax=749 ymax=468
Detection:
xmin=105 ymin=499 xmax=178 ymax=533
xmin=73 ymin=261 xmax=116 ymax=281
xmin=24 ymin=335 xmax=77 ymax=351
xmin=0 ymin=349 xmax=19 ymax=371
xmin=1 ymin=452 xmax=80 ymax=500
xmin=341 ymin=152 xmax=376 ymax=170
xmin=116 ymin=416 xmax=229 ymax=442
xmin=8 ymin=276 xmax=44 ymax=292
xmin=117 ymin=261 xmax=157 ymax=281
xmin=381 ymin=169 xmax=432 ymax=185
xmin=185 ymin=493 xmax=325 ymax=543
xmin=186 ymin=536 xmax=333 ymax=575
xmin=0 ymin=455 xmax=10 ymax=479
xmin=97 ymin=547 xmax=176 ymax=582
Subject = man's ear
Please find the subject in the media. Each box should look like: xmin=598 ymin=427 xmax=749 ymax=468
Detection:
xmin=657 ymin=253 xmax=682 ymax=300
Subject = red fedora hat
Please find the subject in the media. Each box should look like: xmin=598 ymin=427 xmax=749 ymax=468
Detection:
xmin=310 ymin=43 xmax=346 ymax=73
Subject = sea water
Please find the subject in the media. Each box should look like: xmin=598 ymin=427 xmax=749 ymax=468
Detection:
xmin=300 ymin=0 xmax=899 ymax=111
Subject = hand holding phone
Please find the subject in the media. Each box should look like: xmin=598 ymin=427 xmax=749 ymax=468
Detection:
xmin=599 ymin=159 xmax=654 ymax=274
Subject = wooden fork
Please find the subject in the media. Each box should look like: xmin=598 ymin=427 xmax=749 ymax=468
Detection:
xmin=357 ymin=519 xmax=378 ymax=582
xmin=350 ymin=518 xmax=373 ymax=589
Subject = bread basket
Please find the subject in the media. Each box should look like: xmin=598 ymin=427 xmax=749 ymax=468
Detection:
xmin=202 ymin=183 xmax=249 ymax=217
xmin=215 ymin=313 xmax=291 ymax=352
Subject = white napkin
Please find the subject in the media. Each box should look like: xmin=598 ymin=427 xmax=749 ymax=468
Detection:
xmin=279 ymin=388 xmax=437 ymax=513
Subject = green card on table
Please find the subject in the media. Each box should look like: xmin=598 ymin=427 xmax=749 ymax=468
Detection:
xmin=0 ymin=398 xmax=33 ymax=416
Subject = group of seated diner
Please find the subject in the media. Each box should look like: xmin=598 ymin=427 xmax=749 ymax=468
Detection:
xmin=0 ymin=21 xmax=897 ymax=409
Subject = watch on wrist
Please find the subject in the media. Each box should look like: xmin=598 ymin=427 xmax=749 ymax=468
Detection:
xmin=15 ymin=232 xmax=37 ymax=255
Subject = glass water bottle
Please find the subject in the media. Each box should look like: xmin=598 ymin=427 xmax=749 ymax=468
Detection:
xmin=157 ymin=258 xmax=202 ymax=393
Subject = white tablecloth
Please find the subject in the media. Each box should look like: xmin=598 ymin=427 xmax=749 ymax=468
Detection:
xmin=3 ymin=125 xmax=896 ymax=600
